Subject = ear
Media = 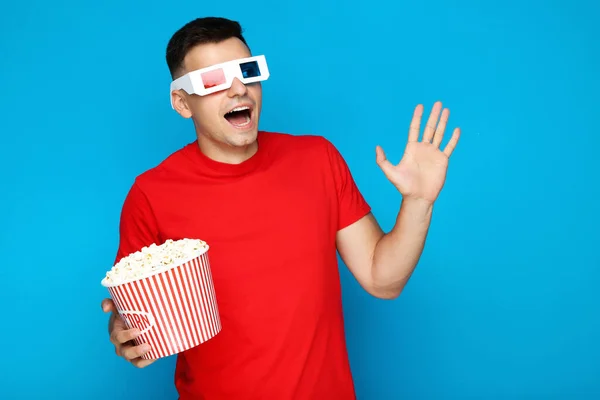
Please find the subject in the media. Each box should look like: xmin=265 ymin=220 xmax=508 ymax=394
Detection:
xmin=171 ymin=90 xmax=193 ymax=119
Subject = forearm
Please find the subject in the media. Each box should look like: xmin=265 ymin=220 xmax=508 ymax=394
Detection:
xmin=370 ymin=197 xmax=433 ymax=298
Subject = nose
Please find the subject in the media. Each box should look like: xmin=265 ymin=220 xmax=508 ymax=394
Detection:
xmin=227 ymin=77 xmax=248 ymax=97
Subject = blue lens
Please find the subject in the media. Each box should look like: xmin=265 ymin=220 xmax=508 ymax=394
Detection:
xmin=240 ymin=61 xmax=261 ymax=78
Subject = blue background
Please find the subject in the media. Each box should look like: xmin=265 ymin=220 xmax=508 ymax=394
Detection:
xmin=1 ymin=0 xmax=598 ymax=399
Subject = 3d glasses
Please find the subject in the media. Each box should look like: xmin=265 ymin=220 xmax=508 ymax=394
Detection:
xmin=170 ymin=55 xmax=270 ymax=108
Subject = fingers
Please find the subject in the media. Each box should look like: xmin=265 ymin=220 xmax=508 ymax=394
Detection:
xmin=422 ymin=101 xmax=443 ymax=143
xmin=103 ymin=297 xmax=155 ymax=368
xmin=418 ymin=101 xmax=460 ymax=156
xmin=122 ymin=342 xmax=152 ymax=362
xmin=432 ymin=107 xmax=450 ymax=148
xmin=110 ymin=323 xmax=155 ymax=365
xmin=408 ymin=104 xmax=424 ymax=142
xmin=443 ymin=127 xmax=461 ymax=157
xmin=110 ymin=326 xmax=140 ymax=349
xmin=131 ymin=357 xmax=156 ymax=369
xmin=108 ymin=311 xmax=140 ymax=356
xmin=111 ymin=326 xmax=156 ymax=367
xmin=119 ymin=341 xmax=155 ymax=368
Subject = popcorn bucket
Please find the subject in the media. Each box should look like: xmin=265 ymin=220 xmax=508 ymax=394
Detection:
xmin=101 ymin=244 xmax=221 ymax=359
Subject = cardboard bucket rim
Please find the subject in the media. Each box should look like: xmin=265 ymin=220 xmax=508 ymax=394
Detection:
xmin=100 ymin=245 xmax=210 ymax=288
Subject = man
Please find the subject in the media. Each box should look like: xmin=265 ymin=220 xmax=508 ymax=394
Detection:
xmin=101 ymin=16 xmax=460 ymax=399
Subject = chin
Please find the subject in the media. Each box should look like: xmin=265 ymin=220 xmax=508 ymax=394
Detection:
xmin=230 ymin=128 xmax=258 ymax=147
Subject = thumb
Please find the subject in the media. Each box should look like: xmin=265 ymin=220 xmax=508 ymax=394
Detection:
xmin=375 ymin=146 xmax=395 ymax=178
xmin=101 ymin=298 xmax=116 ymax=313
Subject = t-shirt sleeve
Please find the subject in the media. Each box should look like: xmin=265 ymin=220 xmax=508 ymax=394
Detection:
xmin=323 ymin=138 xmax=372 ymax=231
xmin=114 ymin=181 xmax=161 ymax=264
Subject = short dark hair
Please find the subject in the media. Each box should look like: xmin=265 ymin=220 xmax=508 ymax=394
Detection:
xmin=165 ymin=17 xmax=250 ymax=79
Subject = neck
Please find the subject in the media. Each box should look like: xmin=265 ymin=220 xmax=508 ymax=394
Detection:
xmin=196 ymin=134 xmax=258 ymax=165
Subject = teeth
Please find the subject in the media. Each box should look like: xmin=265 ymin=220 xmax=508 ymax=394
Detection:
xmin=227 ymin=106 xmax=249 ymax=114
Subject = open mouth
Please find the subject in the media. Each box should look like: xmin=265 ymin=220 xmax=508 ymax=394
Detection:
xmin=224 ymin=105 xmax=252 ymax=129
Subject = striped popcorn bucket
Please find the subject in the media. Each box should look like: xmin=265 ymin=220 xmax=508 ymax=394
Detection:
xmin=102 ymin=251 xmax=221 ymax=359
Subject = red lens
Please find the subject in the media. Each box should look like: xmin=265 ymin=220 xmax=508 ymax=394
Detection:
xmin=201 ymin=68 xmax=226 ymax=89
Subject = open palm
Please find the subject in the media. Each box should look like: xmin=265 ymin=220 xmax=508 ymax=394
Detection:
xmin=376 ymin=101 xmax=460 ymax=204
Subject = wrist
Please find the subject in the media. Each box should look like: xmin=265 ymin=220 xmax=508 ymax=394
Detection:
xmin=395 ymin=196 xmax=434 ymax=228
xmin=401 ymin=196 xmax=434 ymax=214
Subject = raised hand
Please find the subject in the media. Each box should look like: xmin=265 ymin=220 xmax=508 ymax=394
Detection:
xmin=376 ymin=101 xmax=460 ymax=204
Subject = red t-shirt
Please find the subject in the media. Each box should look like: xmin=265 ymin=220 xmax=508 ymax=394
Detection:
xmin=115 ymin=131 xmax=371 ymax=399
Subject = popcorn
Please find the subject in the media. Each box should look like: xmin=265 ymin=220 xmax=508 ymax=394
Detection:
xmin=102 ymin=238 xmax=209 ymax=286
